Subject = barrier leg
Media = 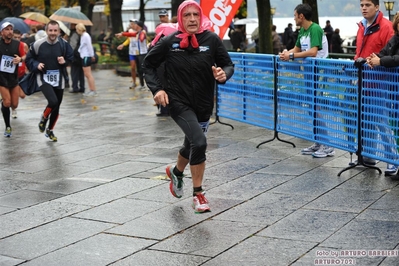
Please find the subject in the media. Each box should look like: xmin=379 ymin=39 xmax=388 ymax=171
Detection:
xmin=210 ymin=84 xmax=234 ymax=129
xmin=256 ymin=131 xmax=296 ymax=148
xmin=338 ymin=152 xmax=381 ymax=176
xmin=338 ymin=67 xmax=382 ymax=176
xmin=257 ymin=58 xmax=295 ymax=149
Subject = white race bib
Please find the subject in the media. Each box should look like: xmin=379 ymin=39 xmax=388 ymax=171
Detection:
xmin=44 ymin=70 xmax=60 ymax=87
xmin=0 ymin=55 xmax=16 ymax=73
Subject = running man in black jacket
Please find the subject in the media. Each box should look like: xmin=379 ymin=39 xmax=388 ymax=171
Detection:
xmin=26 ymin=20 xmax=74 ymax=142
xmin=143 ymin=0 xmax=234 ymax=213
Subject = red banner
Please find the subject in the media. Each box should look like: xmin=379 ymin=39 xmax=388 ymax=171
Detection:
xmin=201 ymin=0 xmax=243 ymax=39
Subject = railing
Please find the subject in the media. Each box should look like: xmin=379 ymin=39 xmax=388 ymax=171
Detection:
xmin=217 ymin=53 xmax=399 ymax=175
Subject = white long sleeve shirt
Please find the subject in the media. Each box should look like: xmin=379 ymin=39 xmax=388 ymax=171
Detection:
xmin=78 ymin=32 xmax=94 ymax=58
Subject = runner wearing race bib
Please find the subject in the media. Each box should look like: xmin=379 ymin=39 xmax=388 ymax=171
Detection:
xmin=25 ymin=20 xmax=74 ymax=142
xmin=0 ymin=22 xmax=25 ymax=137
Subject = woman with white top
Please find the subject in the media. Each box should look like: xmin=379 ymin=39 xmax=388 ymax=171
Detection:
xmin=75 ymin=23 xmax=97 ymax=96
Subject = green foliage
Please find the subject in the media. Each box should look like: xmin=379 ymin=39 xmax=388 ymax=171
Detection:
xmin=112 ymin=36 xmax=129 ymax=62
xmin=93 ymin=43 xmax=127 ymax=65
xmin=235 ymin=0 xmax=247 ymax=19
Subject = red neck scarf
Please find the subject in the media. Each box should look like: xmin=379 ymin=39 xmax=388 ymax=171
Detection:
xmin=176 ymin=1 xmax=212 ymax=49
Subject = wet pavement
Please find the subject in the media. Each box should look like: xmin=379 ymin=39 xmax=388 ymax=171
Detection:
xmin=0 ymin=69 xmax=398 ymax=266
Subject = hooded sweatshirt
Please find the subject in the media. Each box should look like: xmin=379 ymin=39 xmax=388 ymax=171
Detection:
xmin=143 ymin=0 xmax=234 ymax=121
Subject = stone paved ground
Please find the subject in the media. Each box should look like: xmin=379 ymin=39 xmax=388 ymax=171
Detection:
xmin=0 ymin=69 xmax=398 ymax=266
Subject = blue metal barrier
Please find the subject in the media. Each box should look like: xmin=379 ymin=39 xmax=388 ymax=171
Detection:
xmin=313 ymin=59 xmax=358 ymax=153
xmin=361 ymin=65 xmax=399 ymax=165
xmin=217 ymin=53 xmax=399 ymax=171
xmin=275 ymin=58 xmax=358 ymax=153
xmin=217 ymin=53 xmax=275 ymax=130
xmin=276 ymin=58 xmax=315 ymax=142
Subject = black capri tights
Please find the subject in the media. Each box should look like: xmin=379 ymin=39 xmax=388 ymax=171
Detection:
xmin=173 ymin=109 xmax=208 ymax=165
xmin=41 ymin=83 xmax=63 ymax=130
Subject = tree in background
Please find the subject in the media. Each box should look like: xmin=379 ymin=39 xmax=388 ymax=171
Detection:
xmin=138 ymin=0 xmax=148 ymax=23
xmin=109 ymin=0 xmax=122 ymax=34
xmin=171 ymin=0 xmax=184 ymax=17
xmin=303 ymin=0 xmax=319 ymax=25
xmin=235 ymin=0 xmax=247 ymax=19
xmin=0 ymin=0 xmax=22 ymax=16
xmin=256 ymin=0 xmax=272 ymax=54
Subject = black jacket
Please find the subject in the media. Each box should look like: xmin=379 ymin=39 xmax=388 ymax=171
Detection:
xmin=26 ymin=37 xmax=74 ymax=88
xmin=378 ymin=34 xmax=399 ymax=67
xmin=143 ymin=30 xmax=234 ymax=121
xmin=331 ymin=32 xmax=343 ymax=53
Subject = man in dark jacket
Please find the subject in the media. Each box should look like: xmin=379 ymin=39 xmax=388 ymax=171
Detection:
xmin=323 ymin=20 xmax=334 ymax=52
xmin=26 ymin=20 xmax=74 ymax=142
xmin=69 ymin=24 xmax=85 ymax=93
xmin=143 ymin=0 xmax=234 ymax=213
xmin=331 ymin=28 xmax=344 ymax=53
xmin=282 ymin=23 xmax=295 ymax=50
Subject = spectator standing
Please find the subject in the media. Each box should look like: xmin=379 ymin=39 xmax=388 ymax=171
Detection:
xmin=354 ymin=0 xmax=396 ymax=175
xmin=97 ymin=29 xmax=107 ymax=56
xmin=97 ymin=30 xmax=106 ymax=42
xmin=230 ymin=25 xmax=246 ymax=51
xmin=76 ymin=23 xmax=97 ymax=96
xmin=69 ymin=23 xmax=85 ymax=93
xmin=282 ymin=23 xmax=295 ymax=50
xmin=272 ymin=25 xmax=282 ymax=54
xmin=0 ymin=22 xmax=25 ymax=137
xmin=143 ymin=0 xmax=234 ymax=213
xmin=331 ymin=28 xmax=344 ymax=53
xmin=26 ymin=20 xmax=74 ymax=141
xmin=365 ymin=16 xmax=399 ymax=178
xmin=59 ymin=29 xmax=71 ymax=88
xmin=104 ymin=27 xmax=113 ymax=43
xmin=279 ymin=3 xmax=332 ymax=158
xmin=323 ymin=20 xmax=334 ymax=52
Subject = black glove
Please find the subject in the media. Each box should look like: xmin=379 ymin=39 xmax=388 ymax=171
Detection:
xmin=354 ymin=57 xmax=366 ymax=68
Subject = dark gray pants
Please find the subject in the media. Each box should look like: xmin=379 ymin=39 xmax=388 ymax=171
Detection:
xmin=71 ymin=62 xmax=85 ymax=92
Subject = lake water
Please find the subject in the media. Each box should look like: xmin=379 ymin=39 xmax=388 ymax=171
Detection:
xmin=230 ymin=16 xmax=377 ymax=42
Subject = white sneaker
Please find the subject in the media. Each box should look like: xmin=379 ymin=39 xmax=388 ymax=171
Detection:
xmin=12 ymin=109 xmax=17 ymax=119
xmin=83 ymin=91 xmax=98 ymax=97
xmin=133 ymin=85 xmax=142 ymax=90
xmin=385 ymin=164 xmax=398 ymax=176
xmin=312 ymin=145 xmax=335 ymax=158
xmin=139 ymin=85 xmax=148 ymax=91
xmin=301 ymin=143 xmax=320 ymax=155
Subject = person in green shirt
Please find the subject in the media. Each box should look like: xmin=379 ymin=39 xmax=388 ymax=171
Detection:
xmin=279 ymin=3 xmax=333 ymax=158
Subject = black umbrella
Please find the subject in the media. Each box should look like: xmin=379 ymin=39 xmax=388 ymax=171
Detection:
xmin=0 ymin=17 xmax=30 ymax=33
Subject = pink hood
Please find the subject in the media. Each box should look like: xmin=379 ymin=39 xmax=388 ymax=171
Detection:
xmin=176 ymin=0 xmax=212 ymax=48
xmin=151 ymin=23 xmax=178 ymax=46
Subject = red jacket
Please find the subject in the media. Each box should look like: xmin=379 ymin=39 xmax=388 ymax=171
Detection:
xmin=355 ymin=11 xmax=393 ymax=59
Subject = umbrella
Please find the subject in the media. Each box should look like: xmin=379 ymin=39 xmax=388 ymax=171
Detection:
xmin=24 ymin=19 xmax=44 ymax=26
xmin=50 ymin=8 xmax=93 ymax=26
xmin=56 ymin=20 xmax=70 ymax=36
xmin=0 ymin=17 xmax=30 ymax=33
xmin=234 ymin=18 xmax=258 ymax=26
xmin=251 ymin=27 xmax=259 ymax=40
xmin=20 ymin=12 xmax=50 ymax=24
